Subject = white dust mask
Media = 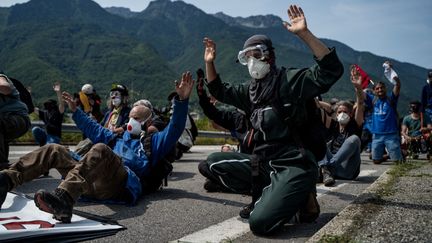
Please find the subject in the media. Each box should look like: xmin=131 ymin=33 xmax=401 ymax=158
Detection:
xmin=247 ymin=57 xmax=270 ymax=80
xmin=127 ymin=118 xmax=144 ymax=136
xmin=112 ymin=97 xmax=122 ymax=107
xmin=337 ymin=112 xmax=350 ymax=125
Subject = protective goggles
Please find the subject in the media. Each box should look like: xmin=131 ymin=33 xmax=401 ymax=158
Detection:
xmin=109 ymin=91 xmax=122 ymax=97
xmin=237 ymin=44 xmax=269 ymax=65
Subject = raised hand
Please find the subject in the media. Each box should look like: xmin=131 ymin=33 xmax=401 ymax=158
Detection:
xmin=53 ymin=82 xmax=61 ymax=92
xmin=283 ymin=5 xmax=308 ymax=35
xmin=62 ymin=91 xmax=77 ymax=112
xmin=350 ymin=67 xmax=362 ymax=90
xmin=175 ymin=71 xmax=195 ymax=101
xmin=203 ymin=37 xmax=216 ymax=63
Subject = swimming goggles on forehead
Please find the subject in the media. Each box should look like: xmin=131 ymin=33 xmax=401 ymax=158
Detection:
xmin=237 ymin=44 xmax=269 ymax=65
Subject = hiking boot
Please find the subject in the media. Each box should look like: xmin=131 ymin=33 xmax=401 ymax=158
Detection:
xmin=321 ymin=166 xmax=335 ymax=187
xmin=34 ymin=188 xmax=74 ymax=223
xmin=0 ymin=173 xmax=12 ymax=210
xmin=239 ymin=202 xmax=254 ymax=219
xmin=299 ymin=192 xmax=320 ymax=223
xmin=203 ymin=179 xmax=225 ymax=192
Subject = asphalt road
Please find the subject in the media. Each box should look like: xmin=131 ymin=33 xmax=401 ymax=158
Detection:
xmin=8 ymin=145 xmax=391 ymax=243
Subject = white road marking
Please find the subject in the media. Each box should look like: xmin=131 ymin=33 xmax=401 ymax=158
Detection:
xmin=171 ymin=216 xmax=249 ymax=243
xmin=173 ymin=169 xmax=377 ymax=243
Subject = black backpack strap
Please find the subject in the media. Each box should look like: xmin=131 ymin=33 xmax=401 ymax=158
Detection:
xmin=139 ymin=132 xmax=173 ymax=193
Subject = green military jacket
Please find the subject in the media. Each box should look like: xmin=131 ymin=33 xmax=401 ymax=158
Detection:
xmin=207 ymin=48 xmax=343 ymax=145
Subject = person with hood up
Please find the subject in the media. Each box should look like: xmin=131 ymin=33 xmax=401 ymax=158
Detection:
xmin=201 ymin=5 xmax=343 ymax=235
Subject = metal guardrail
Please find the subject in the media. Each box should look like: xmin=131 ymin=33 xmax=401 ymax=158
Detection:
xmin=31 ymin=121 xmax=233 ymax=139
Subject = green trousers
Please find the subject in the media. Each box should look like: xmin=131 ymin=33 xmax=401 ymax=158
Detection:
xmin=204 ymin=147 xmax=318 ymax=234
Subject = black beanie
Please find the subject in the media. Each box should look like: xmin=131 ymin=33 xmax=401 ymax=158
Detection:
xmin=243 ymin=34 xmax=274 ymax=50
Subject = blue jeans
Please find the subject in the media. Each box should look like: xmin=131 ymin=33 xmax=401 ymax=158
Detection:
xmin=32 ymin=127 xmax=60 ymax=146
xmin=318 ymin=135 xmax=361 ymax=180
xmin=372 ymin=133 xmax=402 ymax=161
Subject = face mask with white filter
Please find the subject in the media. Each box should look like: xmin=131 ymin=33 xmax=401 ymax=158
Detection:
xmin=247 ymin=57 xmax=270 ymax=79
xmin=337 ymin=112 xmax=350 ymax=125
xmin=238 ymin=44 xmax=271 ymax=80
xmin=127 ymin=116 xmax=150 ymax=136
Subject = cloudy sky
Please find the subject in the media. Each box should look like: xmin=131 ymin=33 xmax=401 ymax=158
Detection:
xmin=1 ymin=0 xmax=431 ymax=69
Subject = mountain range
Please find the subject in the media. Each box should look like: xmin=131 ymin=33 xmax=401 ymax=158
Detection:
xmin=0 ymin=0 xmax=427 ymax=115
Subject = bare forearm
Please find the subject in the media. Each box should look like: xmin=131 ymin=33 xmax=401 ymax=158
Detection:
xmin=56 ymin=91 xmax=65 ymax=113
xmin=206 ymin=61 xmax=217 ymax=83
xmin=297 ymin=29 xmax=329 ymax=60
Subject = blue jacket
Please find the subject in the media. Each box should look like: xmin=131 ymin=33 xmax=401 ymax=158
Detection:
xmin=72 ymin=98 xmax=188 ymax=204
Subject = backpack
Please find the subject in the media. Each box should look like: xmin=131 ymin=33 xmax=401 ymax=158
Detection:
xmin=10 ymin=77 xmax=35 ymax=114
xmin=140 ymin=133 xmax=173 ymax=194
xmin=270 ymin=67 xmax=328 ymax=160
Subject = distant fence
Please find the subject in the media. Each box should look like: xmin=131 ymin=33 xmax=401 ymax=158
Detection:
xmin=30 ymin=121 xmax=232 ymax=139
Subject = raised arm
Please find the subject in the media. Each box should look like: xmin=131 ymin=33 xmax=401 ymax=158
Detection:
xmin=151 ymin=72 xmax=195 ymax=162
xmin=203 ymin=37 xmax=217 ymax=82
xmin=392 ymin=76 xmax=401 ymax=97
xmin=351 ymin=67 xmax=365 ymax=126
xmin=283 ymin=5 xmax=330 ymax=60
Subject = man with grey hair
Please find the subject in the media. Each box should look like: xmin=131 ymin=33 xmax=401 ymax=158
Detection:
xmin=0 ymin=72 xmax=194 ymax=223
xmin=134 ymin=99 xmax=167 ymax=133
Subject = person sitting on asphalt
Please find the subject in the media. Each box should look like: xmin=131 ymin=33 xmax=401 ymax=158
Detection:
xmin=196 ymin=67 xmax=253 ymax=193
xmin=75 ymin=84 xmax=131 ymax=156
xmin=0 ymin=74 xmax=31 ymax=170
xmin=75 ymin=83 xmax=103 ymax=123
xmin=133 ymin=99 xmax=167 ymax=133
xmin=0 ymin=72 xmax=194 ymax=224
xmin=32 ymin=82 xmax=65 ymax=146
xmin=401 ymin=101 xmax=429 ymax=159
xmin=365 ymin=61 xmax=403 ymax=164
xmin=195 ymin=68 xmax=250 ymax=153
xmin=101 ymin=84 xmax=131 ymax=135
xmin=317 ymin=66 xmax=364 ymax=187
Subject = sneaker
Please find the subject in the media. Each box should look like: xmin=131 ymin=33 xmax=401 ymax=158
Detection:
xmin=0 ymin=173 xmax=12 ymax=210
xmin=321 ymin=166 xmax=335 ymax=187
xmin=203 ymin=179 xmax=225 ymax=192
xmin=299 ymin=192 xmax=320 ymax=223
xmin=34 ymin=188 xmax=74 ymax=223
xmin=239 ymin=203 xmax=254 ymax=219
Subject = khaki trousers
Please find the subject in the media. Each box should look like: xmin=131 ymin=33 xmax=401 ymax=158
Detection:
xmin=4 ymin=143 xmax=129 ymax=202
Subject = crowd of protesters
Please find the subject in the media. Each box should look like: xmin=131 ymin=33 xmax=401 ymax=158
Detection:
xmin=1 ymin=3 xmax=431 ymax=237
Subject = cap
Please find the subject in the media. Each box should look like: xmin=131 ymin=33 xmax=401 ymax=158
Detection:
xmin=243 ymin=34 xmax=274 ymax=50
xmin=110 ymin=84 xmax=128 ymax=96
xmin=81 ymin=84 xmax=94 ymax=95
xmin=428 ymin=70 xmax=432 ymax=77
